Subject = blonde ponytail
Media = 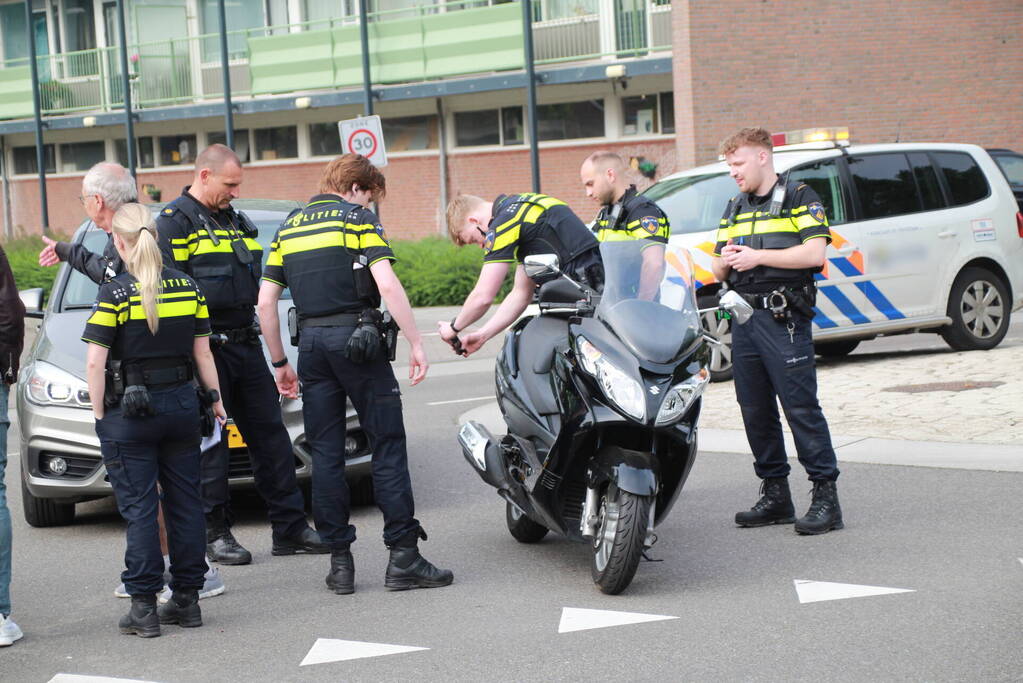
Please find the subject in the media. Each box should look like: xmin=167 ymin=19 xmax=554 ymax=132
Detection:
xmin=111 ymin=203 xmax=163 ymax=335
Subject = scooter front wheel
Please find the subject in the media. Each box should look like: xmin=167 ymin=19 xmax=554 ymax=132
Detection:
xmin=506 ymin=501 xmax=549 ymax=543
xmin=591 ymin=487 xmax=651 ymax=595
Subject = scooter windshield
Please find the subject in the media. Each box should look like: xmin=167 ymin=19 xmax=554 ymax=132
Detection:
xmin=595 ymin=240 xmax=703 ymax=364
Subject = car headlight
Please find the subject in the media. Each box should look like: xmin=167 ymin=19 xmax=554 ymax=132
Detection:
xmin=655 ymin=367 xmax=709 ymax=425
xmin=576 ymin=336 xmax=645 ymax=421
xmin=25 ymin=361 xmax=92 ymax=409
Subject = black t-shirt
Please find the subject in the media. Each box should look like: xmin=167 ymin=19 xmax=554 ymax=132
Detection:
xmin=483 ymin=193 xmax=597 ymax=276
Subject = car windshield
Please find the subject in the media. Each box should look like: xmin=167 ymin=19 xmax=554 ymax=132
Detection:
xmin=60 ymin=215 xmax=290 ymax=309
xmin=595 ymin=240 xmax=702 ymax=360
xmin=993 ymin=154 xmax=1023 ymax=186
xmin=642 ymin=172 xmax=735 ymax=235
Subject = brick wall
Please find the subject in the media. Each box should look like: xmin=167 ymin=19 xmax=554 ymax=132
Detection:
xmin=5 ymin=138 xmax=676 ymax=240
xmin=674 ymin=0 xmax=1023 ymax=166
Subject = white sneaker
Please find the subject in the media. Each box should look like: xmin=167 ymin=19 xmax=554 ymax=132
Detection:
xmin=0 ymin=615 xmax=24 ymax=646
xmin=158 ymin=566 xmax=226 ymax=604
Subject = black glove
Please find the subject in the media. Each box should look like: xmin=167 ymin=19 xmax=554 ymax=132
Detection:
xmin=121 ymin=384 xmax=155 ymax=418
xmin=197 ymin=387 xmax=220 ymax=438
xmin=344 ymin=323 xmax=381 ymax=364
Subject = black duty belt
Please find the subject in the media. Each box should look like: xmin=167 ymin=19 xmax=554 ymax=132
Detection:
xmin=737 ymin=284 xmax=813 ymax=310
xmin=299 ymin=312 xmax=362 ymax=329
xmin=214 ymin=325 xmax=260 ymax=345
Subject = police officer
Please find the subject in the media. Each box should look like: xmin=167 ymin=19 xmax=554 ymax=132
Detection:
xmin=711 ymin=127 xmax=842 ymax=535
xmin=257 ymin=153 xmax=452 ymax=594
xmin=438 ymin=192 xmax=601 ymax=356
xmin=580 ymin=150 xmax=669 ymax=300
xmin=156 ymin=144 xmax=325 ymax=564
xmin=82 ymin=203 xmax=226 ymax=637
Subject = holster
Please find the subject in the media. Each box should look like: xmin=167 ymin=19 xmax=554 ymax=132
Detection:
xmin=196 ymin=386 xmax=219 ymax=438
xmin=287 ymin=306 xmax=299 ymax=346
xmin=381 ymin=311 xmax=399 ymax=362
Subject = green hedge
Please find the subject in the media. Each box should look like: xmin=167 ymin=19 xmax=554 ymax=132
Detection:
xmin=2 ymin=235 xmax=502 ymax=309
xmin=2 ymin=236 xmax=58 ymax=304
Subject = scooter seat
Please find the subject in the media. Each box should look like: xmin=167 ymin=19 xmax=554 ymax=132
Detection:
xmin=518 ymin=315 xmax=569 ymax=415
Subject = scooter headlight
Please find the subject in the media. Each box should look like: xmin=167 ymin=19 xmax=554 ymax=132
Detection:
xmin=576 ymin=336 xmax=645 ymax=421
xmin=655 ymin=366 xmax=709 ymax=425
xmin=25 ymin=361 xmax=92 ymax=409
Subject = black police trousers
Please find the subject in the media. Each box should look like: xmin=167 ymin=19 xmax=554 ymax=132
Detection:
xmin=96 ymin=383 xmax=206 ymax=596
xmin=731 ymin=308 xmax=840 ymax=481
xmin=297 ymin=325 xmax=419 ymax=549
xmin=203 ymin=339 xmax=307 ymax=538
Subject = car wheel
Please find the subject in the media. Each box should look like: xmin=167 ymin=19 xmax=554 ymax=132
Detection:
xmin=21 ymin=477 xmax=76 ymax=527
xmin=814 ymin=339 xmax=860 ymax=357
xmin=698 ymin=294 xmax=733 ymax=382
xmin=939 ymin=267 xmax=1011 ymax=351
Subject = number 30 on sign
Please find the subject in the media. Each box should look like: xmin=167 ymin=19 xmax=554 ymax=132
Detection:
xmin=338 ymin=115 xmax=388 ymax=167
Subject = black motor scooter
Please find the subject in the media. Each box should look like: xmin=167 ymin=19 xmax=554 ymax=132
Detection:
xmin=458 ymin=241 xmax=714 ymax=594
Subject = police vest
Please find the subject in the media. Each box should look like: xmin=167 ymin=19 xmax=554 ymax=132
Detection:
xmin=156 ymin=192 xmax=262 ymax=325
xmin=484 ymin=193 xmax=598 ymax=274
xmin=715 ymin=180 xmax=830 ymax=291
xmin=593 ymin=186 xmax=669 ymax=243
xmin=263 ymin=195 xmax=394 ymax=319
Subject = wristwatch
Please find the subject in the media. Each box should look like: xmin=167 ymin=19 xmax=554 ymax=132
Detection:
xmin=271 ymin=357 xmax=289 ymax=368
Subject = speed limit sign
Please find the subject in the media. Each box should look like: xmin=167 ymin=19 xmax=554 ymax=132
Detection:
xmin=338 ymin=115 xmax=388 ymax=167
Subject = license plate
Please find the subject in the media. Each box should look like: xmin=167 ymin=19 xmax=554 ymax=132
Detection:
xmin=226 ymin=423 xmax=246 ymax=449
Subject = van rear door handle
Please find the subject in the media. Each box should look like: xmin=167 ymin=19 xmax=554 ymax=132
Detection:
xmin=937 ymin=230 xmax=956 ymax=239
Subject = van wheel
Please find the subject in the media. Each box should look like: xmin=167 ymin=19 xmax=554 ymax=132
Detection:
xmin=814 ymin=340 xmax=860 ymax=357
xmin=506 ymin=501 xmax=548 ymax=543
xmin=940 ymin=267 xmax=1010 ymax=351
xmin=698 ymin=294 xmax=733 ymax=382
xmin=21 ymin=478 xmax=76 ymax=527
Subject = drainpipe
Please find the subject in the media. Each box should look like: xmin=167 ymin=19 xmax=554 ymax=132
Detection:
xmin=436 ymin=97 xmax=447 ymax=235
xmin=25 ymin=1 xmax=49 ymax=235
xmin=1 ymin=136 xmax=11 ymax=239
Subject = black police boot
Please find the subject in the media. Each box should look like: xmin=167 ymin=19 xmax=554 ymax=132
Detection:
xmin=206 ymin=515 xmax=252 ymax=566
xmin=119 ymin=594 xmax=160 ymax=638
xmin=735 ymin=477 xmax=796 ymax=527
xmin=272 ymin=526 xmax=330 ymax=556
xmin=795 ymin=480 xmax=844 ymax=535
xmin=384 ymin=530 xmax=454 ymax=591
xmin=157 ymin=589 xmax=202 ymax=628
xmin=325 ymin=549 xmax=355 ymax=595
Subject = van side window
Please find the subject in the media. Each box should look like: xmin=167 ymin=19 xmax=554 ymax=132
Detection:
xmin=932 ymin=152 xmax=990 ymax=206
xmin=907 ymin=152 xmax=945 ymax=211
xmin=847 ymin=153 xmax=921 ymax=220
xmin=788 ymin=159 xmax=846 ymax=225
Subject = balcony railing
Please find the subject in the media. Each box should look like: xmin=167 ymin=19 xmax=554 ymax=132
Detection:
xmin=0 ymin=0 xmax=670 ymax=120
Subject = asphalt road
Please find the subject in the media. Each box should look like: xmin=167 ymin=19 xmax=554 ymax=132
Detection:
xmin=3 ymin=312 xmax=1023 ymax=682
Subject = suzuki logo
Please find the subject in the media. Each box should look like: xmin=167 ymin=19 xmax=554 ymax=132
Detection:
xmin=649 ymin=385 xmax=660 ymax=395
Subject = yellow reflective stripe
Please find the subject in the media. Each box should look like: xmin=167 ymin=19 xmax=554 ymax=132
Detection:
xmin=127 ymin=291 xmax=197 ymax=303
xmin=172 ymin=248 xmax=190 ymax=261
xmin=359 ymin=232 xmax=387 ymax=249
xmin=754 ymin=218 xmax=799 ymax=234
xmin=86 ymin=311 xmax=118 ymax=327
xmin=793 ymin=214 xmax=827 ymax=229
xmin=192 ymin=239 xmax=236 ymax=256
xmin=128 ymin=300 xmax=199 ymax=320
xmin=96 ymin=302 xmax=118 ymax=312
xmin=280 ymin=220 xmax=345 ymax=237
xmin=170 ymin=237 xmax=190 ymax=245
xmin=266 ymin=249 xmax=283 ymax=267
xmin=243 ymin=237 xmax=261 ymax=251
xmin=492 ymin=202 xmax=531 ymax=234
xmin=196 ymin=303 xmax=209 ymax=319
xmin=790 ymin=205 xmax=809 ymax=216
xmin=715 ymin=227 xmax=730 ymax=242
xmin=278 ymin=230 xmax=359 ymax=256
xmin=595 ymin=229 xmax=639 ymax=242
xmin=523 ymin=205 xmax=544 ymax=223
xmin=491 ymin=224 xmax=520 ymax=253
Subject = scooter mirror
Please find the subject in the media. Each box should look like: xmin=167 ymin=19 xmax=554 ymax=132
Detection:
xmin=523 ymin=254 xmax=560 ymax=280
xmin=719 ymin=289 xmax=753 ymax=325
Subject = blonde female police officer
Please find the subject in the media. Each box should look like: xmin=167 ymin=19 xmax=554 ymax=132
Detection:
xmin=83 ymin=203 xmax=226 ymax=637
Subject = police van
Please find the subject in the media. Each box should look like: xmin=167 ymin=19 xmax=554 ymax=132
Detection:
xmin=645 ymin=129 xmax=1023 ymax=381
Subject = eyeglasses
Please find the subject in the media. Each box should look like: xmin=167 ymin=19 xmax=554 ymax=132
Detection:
xmin=78 ymin=194 xmax=97 ymax=205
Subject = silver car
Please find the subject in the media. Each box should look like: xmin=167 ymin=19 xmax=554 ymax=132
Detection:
xmin=17 ymin=199 xmax=372 ymax=527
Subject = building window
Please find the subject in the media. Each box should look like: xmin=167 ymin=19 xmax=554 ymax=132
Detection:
xmin=159 ymin=134 xmax=197 ymax=166
xmin=115 ymin=137 xmax=156 ymax=169
xmin=382 ymin=115 xmax=439 ymax=151
xmin=209 ymin=130 xmax=252 ymax=163
xmin=13 ymin=145 xmax=56 ymax=175
xmin=537 ymin=100 xmax=604 ymax=141
xmin=58 ymin=141 xmax=105 ymax=173
xmin=454 ymin=108 xmax=524 ymax=147
xmin=0 ymin=3 xmax=29 ymax=63
xmin=310 ymin=122 xmax=342 ymax=157
xmin=304 ymin=0 xmax=350 ymax=27
xmin=622 ymin=92 xmax=673 ymax=136
xmin=200 ymin=0 xmax=264 ymax=60
xmin=254 ymin=126 xmax=298 ymax=160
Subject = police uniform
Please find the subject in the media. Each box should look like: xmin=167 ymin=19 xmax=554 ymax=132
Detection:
xmin=82 ymin=269 xmax=209 ymax=597
xmin=592 ymin=185 xmax=669 ymax=244
xmin=714 ymin=180 xmax=840 ymax=483
xmin=156 ymin=189 xmax=310 ymax=554
xmin=484 ymin=193 xmax=602 ymax=286
xmin=263 ymin=194 xmax=419 ymax=550
xmin=55 ymin=233 xmax=122 ymax=284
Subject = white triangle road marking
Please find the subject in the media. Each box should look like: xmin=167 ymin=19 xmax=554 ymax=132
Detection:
xmin=558 ymin=607 xmax=678 ymax=633
xmin=49 ymin=676 xmax=157 ymax=683
xmin=794 ymin=579 xmax=915 ymax=604
xmin=300 ymin=638 xmax=429 ymax=667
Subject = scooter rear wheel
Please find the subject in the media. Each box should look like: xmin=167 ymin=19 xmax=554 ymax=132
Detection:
xmin=591 ymin=487 xmax=651 ymax=595
xmin=505 ymin=501 xmax=549 ymax=543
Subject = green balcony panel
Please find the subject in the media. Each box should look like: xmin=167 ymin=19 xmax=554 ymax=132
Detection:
xmin=249 ymin=29 xmax=335 ymax=95
xmin=331 ymin=19 xmax=425 ymax=86
xmin=422 ymin=4 xmax=523 ymax=79
xmin=0 ymin=66 xmax=34 ymax=120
